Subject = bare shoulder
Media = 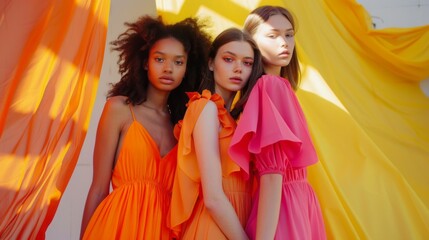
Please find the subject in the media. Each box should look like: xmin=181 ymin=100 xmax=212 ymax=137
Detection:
xmin=204 ymin=100 xmax=218 ymax=110
xmin=201 ymin=100 xmax=218 ymax=116
xmin=194 ymin=100 xmax=220 ymax=130
xmin=106 ymin=95 xmax=128 ymax=108
xmin=101 ymin=96 xmax=131 ymax=123
xmin=104 ymin=95 xmax=128 ymax=112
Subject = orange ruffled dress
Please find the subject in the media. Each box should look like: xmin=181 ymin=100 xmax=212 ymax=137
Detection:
xmin=229 ymin=75 xmax=326 ymax=240
xmin=169 ymin=90 xmax=251 ymax=239
xmin=83 ymin=105 xmax=178 ymax=240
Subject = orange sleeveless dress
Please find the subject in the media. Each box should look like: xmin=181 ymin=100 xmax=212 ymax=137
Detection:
xmin=83 ymin=105 xmax=178 ymax=240
xmin=169 ymin=90 xmax=252 ymax=239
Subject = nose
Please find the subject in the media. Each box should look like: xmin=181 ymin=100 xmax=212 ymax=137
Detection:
xmin=163 ymin=60 xmax=173 ymax=73
xmin=234 ymin=61 xmax=242 ymax=73
xmin=279 ymin=36 xmax=288 ymax=48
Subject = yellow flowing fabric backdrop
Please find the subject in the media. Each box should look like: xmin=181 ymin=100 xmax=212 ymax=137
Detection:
xmin=157 ymin=0 xmax=429 ymax=239
xmin=0 ymin=0 xmax=110 ymax=238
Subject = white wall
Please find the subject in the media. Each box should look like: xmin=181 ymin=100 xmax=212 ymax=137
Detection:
xmin=46 ymin=1 xmax=429 ymax=239
xmin=358 ymin=0 xmax=429 ymax=28
xmin=355 ymin=0 xmax=429 ymax=96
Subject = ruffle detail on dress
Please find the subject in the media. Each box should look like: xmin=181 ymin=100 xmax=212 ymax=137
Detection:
xmin=175 ymin=90 xmax=239 ymax=179
xmin=228 ymin=75 xmax=318 ymax=179
xmin=169 ymin=89 xmax=241 ymax=233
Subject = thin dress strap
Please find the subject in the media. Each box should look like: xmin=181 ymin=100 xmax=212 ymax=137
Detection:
xmin=128 ymin=104 xmax=136 ymax=121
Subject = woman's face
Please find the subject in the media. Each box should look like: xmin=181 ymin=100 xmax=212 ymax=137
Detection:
xmin=210 ymin=40 xmax=254 ymax=96
xmin=252 ymin=14 xmax=295 ymax=69
xmin=146 ymin=37 xmax=187 ymax=92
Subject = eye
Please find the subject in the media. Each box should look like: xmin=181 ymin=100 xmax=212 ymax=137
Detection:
xmin=243 ymin=60 xmax=253 ymax=67
xmin=154 ymin=57 xmax=164 ymax=63
xmin=223 ymin=57 xmax=233 ymax=62
xmin=175 ymin=60 xmax=184 ymax=66
xmin=267 ymin=34 xmax=276 ymax=39
xmin=286 ymin=31 xmax=295 ymax=38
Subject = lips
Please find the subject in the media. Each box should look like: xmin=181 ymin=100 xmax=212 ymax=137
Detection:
xmin=279 ymin=50 xmax=290 ymax=57
xmin=160 ymin=75 xmax=173 ymax=80
xmin=230 ymin=77 xmax=242 ymax=83
xmin=159 ymin=76 xmax=174 ymax=84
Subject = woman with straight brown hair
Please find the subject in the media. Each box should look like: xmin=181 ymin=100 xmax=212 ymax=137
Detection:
xmin=169 ymin=28 xmax=263 ymax=240
xmin=229 ymin=5 xmax=327 ymax=240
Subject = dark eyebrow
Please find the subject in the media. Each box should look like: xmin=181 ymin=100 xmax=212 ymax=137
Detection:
xmin=222 ymin=51 xmax=254 ymax=60
xmin=222 ymin=50 xmax=237 ymax=56
xmin=153 ymin=51 xmax=165 ymax=55
xmin=153 ymin=51 xmax=186 ymax=58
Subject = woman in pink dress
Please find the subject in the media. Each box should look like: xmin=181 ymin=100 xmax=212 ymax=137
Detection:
xmin=229 ymin=5 xmax=327 ymax=240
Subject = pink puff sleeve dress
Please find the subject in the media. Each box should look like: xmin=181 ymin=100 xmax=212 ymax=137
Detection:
xmin=229 ymin=75 xmax=326 ymax=240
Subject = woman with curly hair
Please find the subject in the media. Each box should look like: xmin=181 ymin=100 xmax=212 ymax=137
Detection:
xmin=80 ymin=15 xmax=211 ymax=239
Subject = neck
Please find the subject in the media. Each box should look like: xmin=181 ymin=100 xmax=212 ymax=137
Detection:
xmin=142 ymin=101 xmax=169 ymax=113
xmin=215 ymin=89 xmax=236 ymax=111
xmin=264 ymin=65 xmax=281 ymax=76
xmin=144 ymin=86 xmax=170 ymax=113
xmin=224 ymin=96 xmax=235 ymax=111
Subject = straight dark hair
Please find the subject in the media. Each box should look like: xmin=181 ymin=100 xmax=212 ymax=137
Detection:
xmin=198 ymin=28 xmax=263 ymax=119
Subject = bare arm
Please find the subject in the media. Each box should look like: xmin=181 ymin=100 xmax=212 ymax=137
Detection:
xmin=80 ymin=98 xmax=125 ymax=239
xmin=255 ymin=173 xmax=283 ymax=240
xmin=194 ymin=101 xmax=248 ymax=240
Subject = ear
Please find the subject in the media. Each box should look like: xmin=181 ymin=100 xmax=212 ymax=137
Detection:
xmin=208 ymin=59 xmax=214 ymax=71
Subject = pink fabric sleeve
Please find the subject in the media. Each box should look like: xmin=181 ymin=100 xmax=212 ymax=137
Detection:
xmin=254 ymin=142 xmax=289 ymax=175
xmin=229 ymin=75 xmax=318 ymax=179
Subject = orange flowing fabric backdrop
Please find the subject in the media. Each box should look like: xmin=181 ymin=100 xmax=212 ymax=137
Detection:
xmin=0 ymin=0 xmax=109 ymax=238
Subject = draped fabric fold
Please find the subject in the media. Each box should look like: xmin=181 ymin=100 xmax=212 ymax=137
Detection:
xmin=158 ymin=0 xmax=429 ymax=239
xmin=1 ymin=0 xmax=428 ymax=238
xmin=289 ymin=1 xmax=429 ymax=239
xmin=324 ymin=0 xmax=429 ymax=81
xmin=0 ymin=0 xmax=110 ymax=238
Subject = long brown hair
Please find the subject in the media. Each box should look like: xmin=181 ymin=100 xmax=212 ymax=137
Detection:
xmin=244 ymin=5 xmax=300 ymax=90
xmin=198 ymin=28 xmax=263 ymax=119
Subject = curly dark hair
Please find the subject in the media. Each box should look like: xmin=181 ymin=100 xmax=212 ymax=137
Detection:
xmin=108 ymin=15 xmax=212 ymax=124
